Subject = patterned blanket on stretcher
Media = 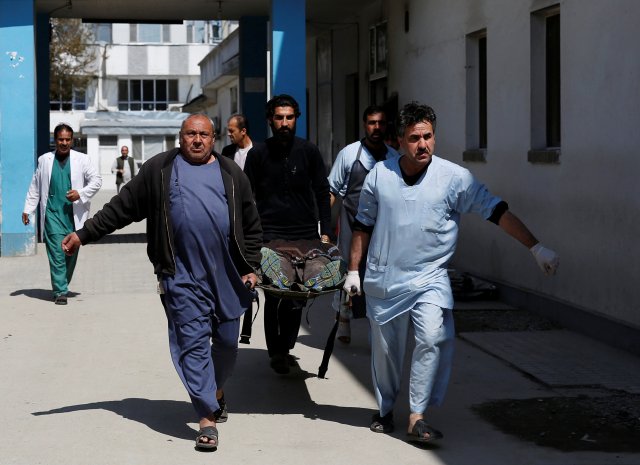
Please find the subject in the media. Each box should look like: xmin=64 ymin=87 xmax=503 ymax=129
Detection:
xmin=260 ymin=239 xmax=347 ymax=293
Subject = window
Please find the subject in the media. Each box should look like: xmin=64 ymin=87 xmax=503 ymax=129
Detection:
xmin=185 ymin=20 xmax=220 ymax=44
xmin=118 ymin=79 xmax=179 ymax=111
xmin=129 ymin=23 xmax=166 ymax=43
xmin=545 ymin=14 xmax=561 ymax=148
xmin=464 ymin=30 xmax=487 ymax=162
xmin=139 ymin=24 xmax=161 ymax=42
xmin=93 ymin=23 xmax=112 ymax=43
xmin=211 ymin=21 xmax=221 ymax=40
xmin=99 ymin=135 xmax=118 ymax=147
xmin=369 ymin=22 xmax=388 ymax=80
xmin=50 ymin=86 xmax=86 ymax=111
xmin=529 ymin=6 xmax=561 ymax=163
xmin=132 ymin=135 xmax=172 ymax=163
xmin=187 ymin=21 xmax=206 ymax=43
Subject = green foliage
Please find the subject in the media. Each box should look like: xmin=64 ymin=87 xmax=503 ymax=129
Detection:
xmin=49 ymin=18 xmax=97 ymax=102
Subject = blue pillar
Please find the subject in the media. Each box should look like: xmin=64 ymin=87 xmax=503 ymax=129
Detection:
xmin=271 ymin=0 xmax=307 ymax=138
xmin=0 ymin=0 xmax=37 ymax=256
xmin=36 ymin=13 xmax=50 ymax=157
xmin=239 ymin=16 xmax=268 ymax=143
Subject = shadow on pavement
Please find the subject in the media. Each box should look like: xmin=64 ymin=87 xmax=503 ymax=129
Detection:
xmin=228 ymin=346 xmax=378 ymax=429
xmin=30 ymin=346 xmax=378 ymax=441
xmin=10 ymin=289 xmax=81 ymax=301
xmin=32 ymin=398 xmax=197 ymax=440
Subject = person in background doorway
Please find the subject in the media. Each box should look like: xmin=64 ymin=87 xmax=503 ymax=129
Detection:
xmin=22 ymin=123 xmax=102 ymax=305
xmin=111 ymin=145 xmax=138 ymax=193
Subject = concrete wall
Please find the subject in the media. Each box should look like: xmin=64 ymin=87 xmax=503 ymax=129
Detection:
xmin=208 ymin=78 xmax=241 ymax=153
xmin=376 ymin=0 xmax=640 ymax=328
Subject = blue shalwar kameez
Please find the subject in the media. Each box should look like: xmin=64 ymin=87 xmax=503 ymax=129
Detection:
xmin=356 ymin=155 xmax=501 ymax=417
xmin=161 ymin=154 xmax=252 ymax=418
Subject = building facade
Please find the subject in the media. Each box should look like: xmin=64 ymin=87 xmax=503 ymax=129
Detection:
xmin=49 ymin=20 xmax=236 ymax=187
xmin=304 ymin=0 xmax=640 ymax=341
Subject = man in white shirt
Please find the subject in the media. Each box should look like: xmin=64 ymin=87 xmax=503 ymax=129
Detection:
xmin=221 ymin=114 xmax=253 ymax=170
xmin=111 ymin=145 xmax=138 ymax=193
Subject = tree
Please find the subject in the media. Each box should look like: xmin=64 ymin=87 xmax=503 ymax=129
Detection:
xmin=49 ymin=18 xmax=97 ymax=110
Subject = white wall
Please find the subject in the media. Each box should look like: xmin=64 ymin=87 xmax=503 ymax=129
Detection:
xmin=206 ymin=77 xmax=240 ymax=153
xmin=377 ymin=0 xmax=640 ymax=327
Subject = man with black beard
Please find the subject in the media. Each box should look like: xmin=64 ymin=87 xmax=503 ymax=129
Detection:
xmin=244 ymin=94 xmax=332 ymax=374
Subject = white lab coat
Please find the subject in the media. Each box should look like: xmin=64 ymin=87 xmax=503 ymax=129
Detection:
xmin=23 ymin=150 xmax=102 ymax=240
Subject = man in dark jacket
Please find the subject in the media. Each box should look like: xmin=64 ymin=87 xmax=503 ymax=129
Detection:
xmin=62 ymin=114 xmax=262 ymax=451
xmin=244 ymin=94 xmax=331 ymax=375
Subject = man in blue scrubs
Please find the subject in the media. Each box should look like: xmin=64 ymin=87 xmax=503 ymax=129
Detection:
xmin=345 ymin=102 xmax=559 ymax=444
xmin=62 ymin=114 xmax=262 ymax=451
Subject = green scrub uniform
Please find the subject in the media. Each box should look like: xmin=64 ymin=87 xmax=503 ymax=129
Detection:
xmin=44 ymin=157 xmax=78 ymax=297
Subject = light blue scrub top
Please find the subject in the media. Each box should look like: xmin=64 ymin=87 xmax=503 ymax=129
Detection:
xmin=327 ymin=140 xmax=399 ymax=198
xmin=356 ymin=155 xmax=501 ymax=324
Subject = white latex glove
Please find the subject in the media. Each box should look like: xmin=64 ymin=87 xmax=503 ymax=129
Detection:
xmin=530 ymin=243 xmax=560 ymax=275
xmin=343 ymin=270 xmax=361 ymax=296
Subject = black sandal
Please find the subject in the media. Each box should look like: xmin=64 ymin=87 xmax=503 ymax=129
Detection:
xmin=213 ymin=395 xmax=228 ymax=423
xmin=407 ymin=419 xmax=443 ymax=443
xmin=370 ymin=411 xmax=394 ymax=434
xmin=195 ymin=425 xmax=218 ymax=450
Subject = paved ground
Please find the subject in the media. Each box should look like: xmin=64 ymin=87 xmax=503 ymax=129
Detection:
xmin=1 ymin=188 xmax=639 ymax=465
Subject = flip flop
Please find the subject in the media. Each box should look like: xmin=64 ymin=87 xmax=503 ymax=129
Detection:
xmin=195 ymin=425 xmax=218 ymax=450
xmin=407 ymin=419 xmax=443 ymax=443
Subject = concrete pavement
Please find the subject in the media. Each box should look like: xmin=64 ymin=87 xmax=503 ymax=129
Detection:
xmin=1 ymin=188 xmax=639 ymax=465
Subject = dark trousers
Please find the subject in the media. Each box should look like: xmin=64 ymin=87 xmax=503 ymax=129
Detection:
xmin=263 ymin=293 xmax=304 ymax=358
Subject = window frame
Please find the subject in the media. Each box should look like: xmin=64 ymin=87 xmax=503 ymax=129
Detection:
xmin=118 ymin=79 xmax=179 ymax=111
xmin=529 ymin=5 xmax=561 ymax=163
xmin=464 ymin=29 xmax=488 ymax=162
